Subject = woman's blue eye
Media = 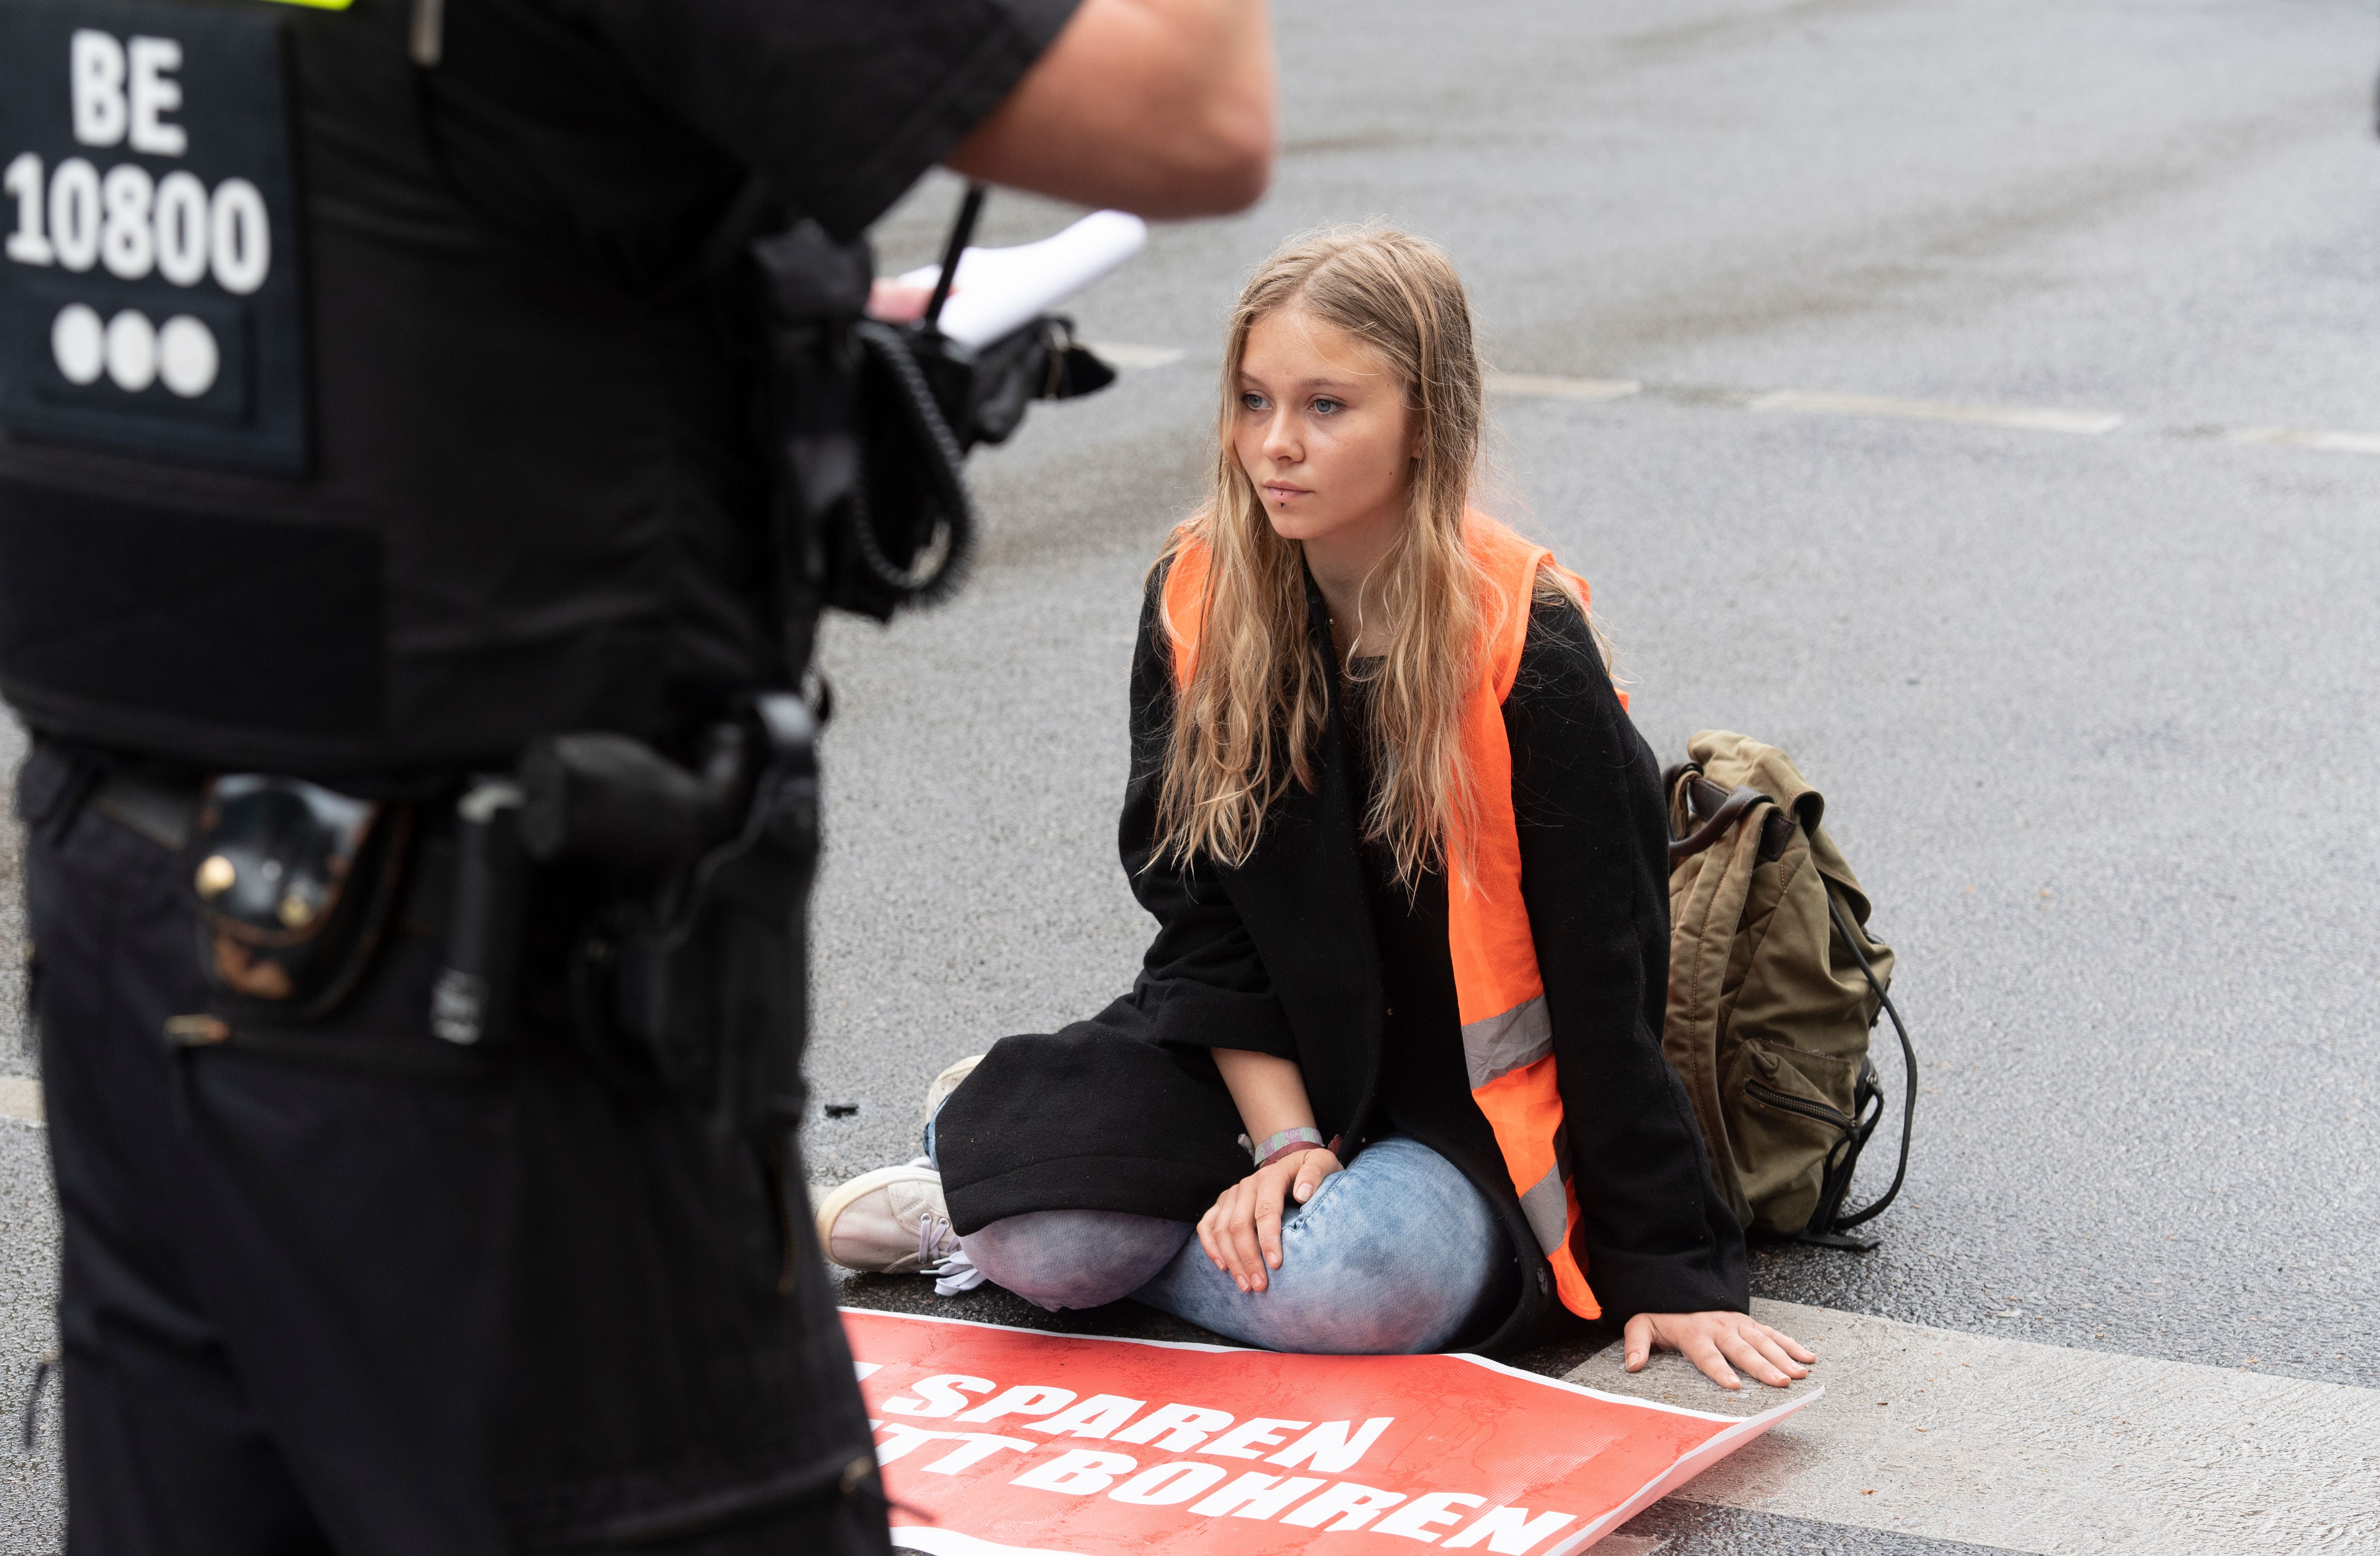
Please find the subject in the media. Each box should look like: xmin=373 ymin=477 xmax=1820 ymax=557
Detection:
xmin=1240 ymin=392 xmax=1268 ymax=412
xmin=1312 ymin=398 xmax=1342 ymax=415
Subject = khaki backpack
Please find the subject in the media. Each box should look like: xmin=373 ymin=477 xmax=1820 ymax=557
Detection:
xmin=1663 ymin=730 xmax=1914 ymax=1248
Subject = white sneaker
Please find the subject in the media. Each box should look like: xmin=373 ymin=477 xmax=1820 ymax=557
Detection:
xmin=923 ymin=1054 xmax=985 ymax=1122
xmin=815 ymin=1160 xmax=984 ymax=1294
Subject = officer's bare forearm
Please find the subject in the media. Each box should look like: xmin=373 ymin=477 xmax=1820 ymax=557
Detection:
xmin=948 ymin=0 xmax=1275 ymax=217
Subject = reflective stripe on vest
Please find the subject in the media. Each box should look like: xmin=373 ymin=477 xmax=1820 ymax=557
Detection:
xmin=1162 ymin=512 xmax=1604 ymax=1320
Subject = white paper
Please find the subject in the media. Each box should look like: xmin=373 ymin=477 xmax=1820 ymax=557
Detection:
xmin=896 ymin=211 xmax=1147 ymax=349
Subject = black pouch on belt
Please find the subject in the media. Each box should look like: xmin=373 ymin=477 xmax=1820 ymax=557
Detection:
xmin=186 ymin=775 xmax=413 ymax=1022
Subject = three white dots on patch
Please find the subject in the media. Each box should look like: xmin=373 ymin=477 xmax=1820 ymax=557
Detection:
xmin=49 ymin=301 xmax=218 ymax=398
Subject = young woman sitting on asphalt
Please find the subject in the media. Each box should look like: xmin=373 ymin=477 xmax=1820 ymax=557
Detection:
xmin=817 ymin=227 xmax=1814 ymax=1387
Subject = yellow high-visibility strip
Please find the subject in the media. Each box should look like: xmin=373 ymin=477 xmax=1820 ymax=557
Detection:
xmin=252 ymin=0 xmax=356 ymax=10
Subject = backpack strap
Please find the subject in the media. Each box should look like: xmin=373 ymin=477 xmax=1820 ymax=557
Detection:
xmin=1661 ymin=789 xmax=1772 ymax=1228
xmin=1668 ymin=784 xmax=1766 ymax=868
xmin=1820 ymin=886 xmax=1917 ymax=1231
xmin=1667 ymin=770 xmax=1795 ymax=867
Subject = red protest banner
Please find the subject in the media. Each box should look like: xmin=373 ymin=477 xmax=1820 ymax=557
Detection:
xmin=844 ymin=1307 xmax=1814 ymax=1556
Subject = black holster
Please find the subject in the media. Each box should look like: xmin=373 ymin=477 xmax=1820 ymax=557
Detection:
xmin=597 ymin=695 xmax=820 ymax=1151
xmin=433 ymin=693 xmax=822 ymax=1288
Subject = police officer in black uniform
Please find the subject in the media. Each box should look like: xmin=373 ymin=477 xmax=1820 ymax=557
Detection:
xmin=0 ymin=0 xmax=1271 ymax=1548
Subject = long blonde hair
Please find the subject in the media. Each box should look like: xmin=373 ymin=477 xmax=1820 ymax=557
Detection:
xmin=1152 ymin=227 xmax=1558 ymax=887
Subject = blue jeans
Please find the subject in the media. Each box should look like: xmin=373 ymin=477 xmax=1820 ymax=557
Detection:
xmin=952 ymin=1138 xmax=1510 ymax=1355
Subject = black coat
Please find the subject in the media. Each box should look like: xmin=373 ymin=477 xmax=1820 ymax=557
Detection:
xmin=936 ymin=563 xmax=1748 ymax=1353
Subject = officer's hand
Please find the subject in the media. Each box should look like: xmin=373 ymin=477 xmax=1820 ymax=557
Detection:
xmin=867 ymin=278 xmax=935 ymax=323
xmin=1195 ymin=1148 xmax=1340 ymax=1294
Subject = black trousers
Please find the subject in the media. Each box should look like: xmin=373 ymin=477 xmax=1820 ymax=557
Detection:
xmin=19 ymin=746 xmax=888 ymax=1555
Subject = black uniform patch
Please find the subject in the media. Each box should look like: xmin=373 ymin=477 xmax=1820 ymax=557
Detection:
xmin=0 ymin=0 xmax=309 ymax=473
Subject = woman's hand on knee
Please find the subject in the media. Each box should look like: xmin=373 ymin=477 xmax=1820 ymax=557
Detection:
xmin=1195 ymin=1149 xmax=1342 ymax=1295
xmin=1622 ymin=1310 xmax=1816 ymax=1390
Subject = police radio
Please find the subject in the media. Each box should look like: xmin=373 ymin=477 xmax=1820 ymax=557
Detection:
xmin=754 ymin=186 xmax=1128 ymax=674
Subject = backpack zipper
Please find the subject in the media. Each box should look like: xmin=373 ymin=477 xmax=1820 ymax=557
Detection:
xmin=1744 ymin=1078 xmax=1854 ymax=1130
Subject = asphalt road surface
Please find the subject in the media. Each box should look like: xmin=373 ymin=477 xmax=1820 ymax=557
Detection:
xmin=4 ymin=0 xmax=2379 ymax=1550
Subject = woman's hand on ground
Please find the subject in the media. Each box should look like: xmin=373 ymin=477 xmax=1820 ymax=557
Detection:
xmin=1622 ymin=1311 xmax=1815 ymax=1390
xmin=1196 ymin=1148 xmax=1342 ymax=1294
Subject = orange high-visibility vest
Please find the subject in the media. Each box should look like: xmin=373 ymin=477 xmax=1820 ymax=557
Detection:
xmin=1162 ymin=512 xmax=1602 ymax=1319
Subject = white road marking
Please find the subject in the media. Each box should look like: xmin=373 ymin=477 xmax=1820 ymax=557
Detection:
xmin=1564 ymin=1298 xmax=2380 ymax=1554
xmin=1080 ymin=341 xmax=1186 ymax=371
xmin=1488 ymin=372 xmax=1643 ymax=402
xmin=0 ymin=1077 xmax=41 ymax=1128
xmin=1036 ymin=349 xmax=2375 ymax=464
xmin=1748 ymin=390 xmax=2123 ymax=436
xmin=2229 ymin=426 xmax=2380 ymax=456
